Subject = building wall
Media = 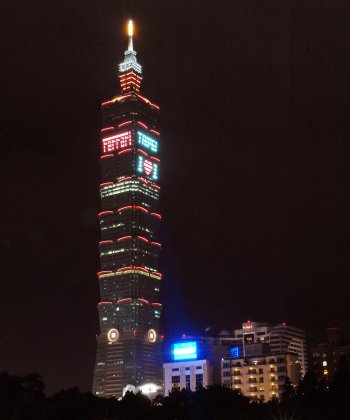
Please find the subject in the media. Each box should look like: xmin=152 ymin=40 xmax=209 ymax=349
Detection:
xmin=222 ymin=353 xmax=300 ymax=401
xmin=163 ymin=360 xmax=212 ymax=395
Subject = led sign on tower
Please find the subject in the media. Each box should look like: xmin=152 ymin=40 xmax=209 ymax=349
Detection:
xmin=137 ymin=131 xmax=158 ymax=153
xmin=173 ymin=341 xmax=197 ymax=361
xmin=137 ymin=156 xmax=159 ymax=180
xmin=102 ymin=131 xmax=132 ymax=153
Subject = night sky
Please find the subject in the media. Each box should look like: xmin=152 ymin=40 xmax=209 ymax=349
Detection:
xmin=1 ymin=0 xmax=350 ymax=395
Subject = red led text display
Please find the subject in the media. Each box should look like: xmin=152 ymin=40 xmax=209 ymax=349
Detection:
xmin=102 ymin=131 xmax=132 ymax=154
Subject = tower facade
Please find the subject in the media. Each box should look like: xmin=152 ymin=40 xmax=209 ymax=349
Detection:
xmin=93 ymin=21 xmax=163 ymax=398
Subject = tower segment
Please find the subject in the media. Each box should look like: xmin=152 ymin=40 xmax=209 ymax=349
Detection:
xmin=93 ymin=21 xmax=162 ymax=398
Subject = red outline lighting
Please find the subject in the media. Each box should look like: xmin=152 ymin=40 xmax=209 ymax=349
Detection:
xmin=118 ymin=148 xmax=132 ymax=155
xmin=100 ymin=182 xmax=113 ymax=187
xmin=137 ymin=236 xmax=149 ymax=243
xmin=134 ymin=205 xmax=148 ymax=213
xmin=152 ymin=303 xmax=162 ymax=307
xmin=101 ymin=94 xmax=132 ymax=106
xmin=100 ymin=154 xmax=114 ymax=159
xmin=151 ymin=212 xmax=162 ymax=219
xmin=97 ymin=271 xmax=113 ymax=275
xmin=151 ymin=242 xmax=161 ymax=247
xmin=117 ymin=236 xmax=132 ymax=242
xmin=116 ymin=298 xmax=132 ymax=304
xmin=118 ymin=120 xmax=132 ymax=127
xmin=137 ymin=121 xmax=148 ymax=129
xmin=150 ymin=129 xmax=160 ymax=136
xmin=150 ymin=184 xmax=160 ymax=190
xmin=151 ymin=156 xmax=160 ymax=163
xmin=98 ymin=301 xmax=113 ymax=305
xmin=99 ymin=240 xmax=113 ymax=245
xmin=137 ymin=148 xmax=148 ymax=157
xmin=136 ymin=94 xmax=160 ymax=110
xmin=137 ymin=298 xmax=149 ymax=305
xmin=117 ymin=205 xmax=133 ymax=212
xmin=117 ymin=177 xmax=132 ymax=183
xmin=101 ymin=127 xmax=114 ymax=132
xmin=98 ymin=211 xmax=114 ymax=217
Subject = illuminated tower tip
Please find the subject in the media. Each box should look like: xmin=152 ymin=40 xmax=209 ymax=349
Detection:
xmin=128 ymin=19 xmax=133 ymax=51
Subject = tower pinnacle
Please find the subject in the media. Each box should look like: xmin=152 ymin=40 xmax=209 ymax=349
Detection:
xmin=128 ymin=19 xmax=134 ymax=51
xmin=118 ymin=19 xmax=142 ymax=93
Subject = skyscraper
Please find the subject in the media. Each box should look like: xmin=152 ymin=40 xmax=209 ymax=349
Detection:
xmin=93 ymin=21 xmax=163 ymax=398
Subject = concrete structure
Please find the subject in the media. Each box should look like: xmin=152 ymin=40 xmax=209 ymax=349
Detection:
xmin=163 ymin=337 xmax=229 ymax=395
xmin=311 ymin=327 xmax=350 ymax=380
xmin=93 ymin=20 xmax=163 ymax=398
xmin=164 ymin=359 xmax=212 ymax=394
xmin=218 ymin=321 xmax=308 ymax=378
xmin=221 ymin=352 xmax=300 ymax=401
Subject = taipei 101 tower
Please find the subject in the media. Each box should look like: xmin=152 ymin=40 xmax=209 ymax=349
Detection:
xmin=93 ymin=20 xmax=163 ymax=398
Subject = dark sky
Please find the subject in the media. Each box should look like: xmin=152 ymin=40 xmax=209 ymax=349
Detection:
xmin=1 ymin=0 xmax=350 ymax=395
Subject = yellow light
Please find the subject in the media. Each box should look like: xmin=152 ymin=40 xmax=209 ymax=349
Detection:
xmin=323 ymin=369 xmax=328 ymax=376
xmin=128 ymin=19 xmax=133 ymax=37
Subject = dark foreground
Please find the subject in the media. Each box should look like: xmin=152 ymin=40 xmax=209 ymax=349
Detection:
xmin=1 ymin=360 xmax=349 ymax=419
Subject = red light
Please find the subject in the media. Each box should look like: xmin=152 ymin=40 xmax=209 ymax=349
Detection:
xmin=150 ymin=129 xmax=160 ymax=136
xmin=150 ymin=212 xmax=162 ymax=219
xmin=151 ymin=242 xmax=161 ymax=247
xmin=137 ymin=121 xmax=148 ymax=129
xmin=98 ymin=211 xmax=114 ymax=217
xmin=137 ymin=298 xmax=149 ymax=305
xmin=150 ymin=184 xmax=160 ymax=190
xmin=100 ymin=182 xmax=113 ymax=187
xmin=97 ymin=271 xmax=112 ymax=275
xmin=116 ymin=298 xmax=132 ymax=304
xmin=137 ymin=236 xmax=149 ymax=242
xmin=99 ymin=240 xmax=113 ymax=245
xmin=117 ymin=236 xmax=132 ymax=242
xmin=118 ymin=120 xmax=132 ymax=128
xmin=118 ymin=148 xmax=132 ymax=155
xmin=152 ymin=302 xmax=162 ymax=307
xmin=151 ymin=156 xmax=160 ymax=163
xmin=117 ymin=177 xmax=132 ymax=183
xmin=134 ymin=205 xmax=149 ymax=213
xmin=117 ymin=205 xmax=133 ymax=212
xmin=137 ymin=148 xmax=148 ymax=157
xmin=102 ymin=131 xmax=132 ymax=154
xmin=98 ymin=301 xmax=113 ymax=305
xmin=136 ymin=94 xmax=160 ymax=110
xmin=101 ymin=127 xmax=114 ymax=132
xmin=100 ymin=154 xmax=114 ymax=159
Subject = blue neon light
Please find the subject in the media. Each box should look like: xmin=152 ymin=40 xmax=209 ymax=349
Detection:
xmin=137 ymin=131 xmax=158 ymax=153
xmin=136 ymin=155 xmax=159 ymax=180
xmin=229 ymin=346 xmax=240 ymax=358
xmin=173 ymin=341 xmax=198 ymax=361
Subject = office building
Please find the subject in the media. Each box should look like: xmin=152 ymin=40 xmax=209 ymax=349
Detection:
xmin=163 ymin=337 xmax=229 ymax=395
xmin=93 ymin=20 xmax=163 ymax=398
xmin=221 ymin=352 xmax=300 ymax=401
xmin=218 ymin=320 xmax=308 ymax=378
xmin=311 ymin=327 xmax=350 ymax=380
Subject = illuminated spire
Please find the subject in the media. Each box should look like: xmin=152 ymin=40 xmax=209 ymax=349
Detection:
xmin=128 ymin=19 xmax=134 ymax=51
xmin=118 ymin=19 xmax=142 ymax=93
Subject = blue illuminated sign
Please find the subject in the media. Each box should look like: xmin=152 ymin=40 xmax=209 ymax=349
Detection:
xmin=137 ymin=131 xmax=158 ymax=153
xmin=173 ymin=341 xmax=197 ymax=361
xmin=137 ymin=155 xmax=159 ymax=180
xmin=229 ymin=346 xmax=240 ymax=358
